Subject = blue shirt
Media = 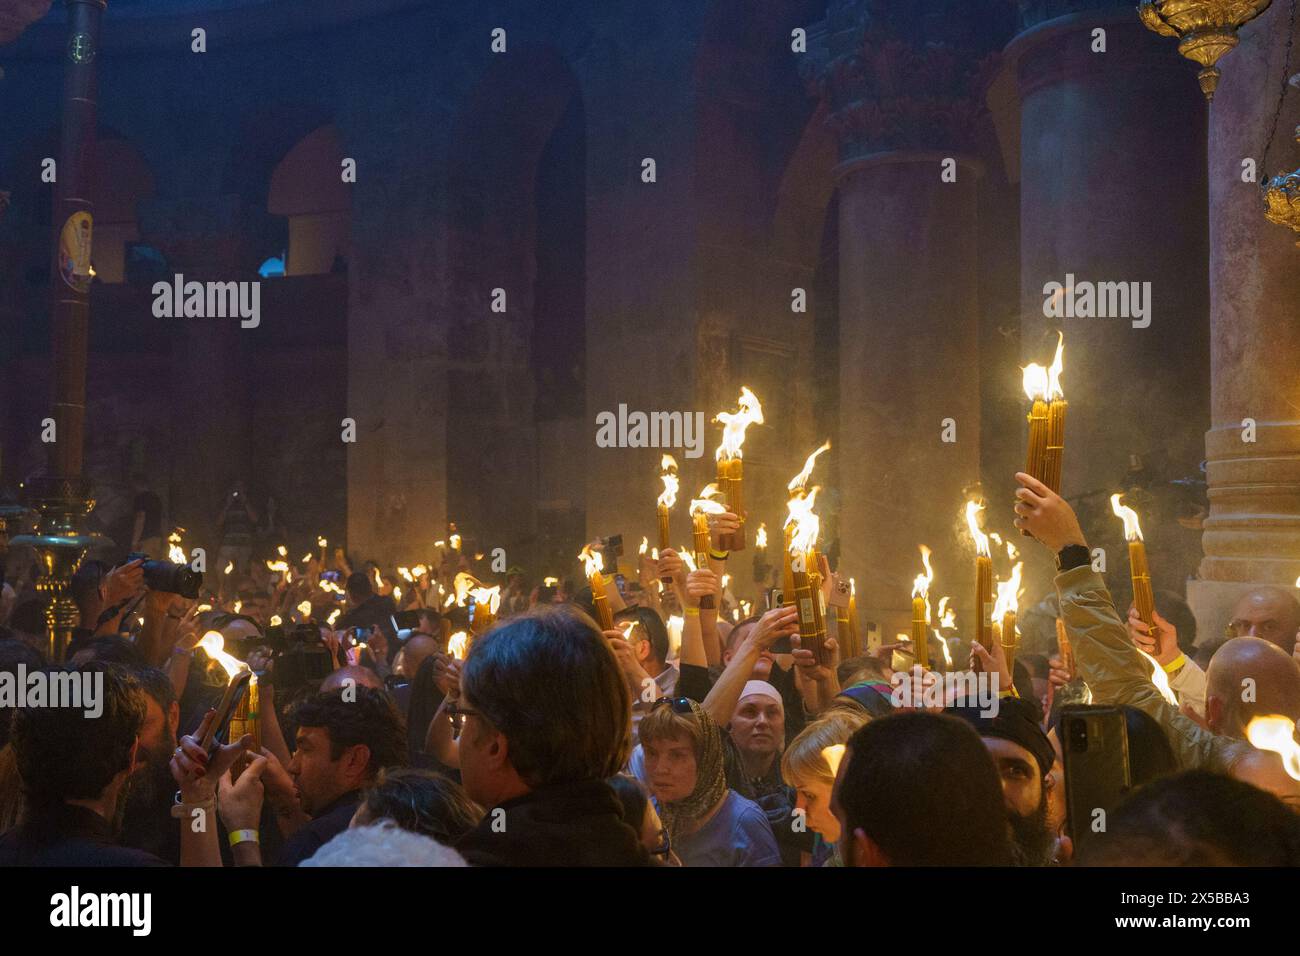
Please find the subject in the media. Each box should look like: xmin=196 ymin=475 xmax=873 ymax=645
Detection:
xmin=670 ymin=790 xmax=781 ymax=868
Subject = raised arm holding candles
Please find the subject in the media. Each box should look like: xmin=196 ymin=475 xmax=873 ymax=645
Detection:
xmin=713 ymin=386 xmax=764 ymax=551
xmin=782 ymin=440 xmax=832 ymax=666
xmin=1111 ymin=493 xmax=1157 ymax=637
xmin=198 ymin=630 xmax=259 ymax=773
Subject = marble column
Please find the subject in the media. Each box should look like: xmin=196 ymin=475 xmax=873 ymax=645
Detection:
xmin=1008 ymin=2 xmax=1210 ymax=603
xmin=1187 ymin=4 xmax=1300 ymax=641
xmin=806 ymin=0 xmax=1013 ymax=641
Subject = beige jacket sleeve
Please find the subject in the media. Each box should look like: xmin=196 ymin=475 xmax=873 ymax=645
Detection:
xmin=1054 ymin=565 xmax=1247 ymax=773
xmin=1169 ymin=655 xmax=1207 ymax=719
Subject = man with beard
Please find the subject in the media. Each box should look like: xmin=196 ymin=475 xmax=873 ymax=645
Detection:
xmin=117 ymin=666 xmax=182 ymax=863
xmin=947 ymin=697 xmax=1061 ymax=866
xmin=0 ymin=663 xmax=167 ymax=866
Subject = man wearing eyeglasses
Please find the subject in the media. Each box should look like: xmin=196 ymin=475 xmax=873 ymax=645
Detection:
xmin=1225 ymin=586 xmax=1300 ymax=655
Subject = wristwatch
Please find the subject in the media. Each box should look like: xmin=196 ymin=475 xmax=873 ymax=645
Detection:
xmin=1056 ymin=544 xmax=1091 ymax=572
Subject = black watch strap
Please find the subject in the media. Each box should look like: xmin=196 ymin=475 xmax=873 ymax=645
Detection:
xmin=1056 ymin=544 xmax=1091 ymax=572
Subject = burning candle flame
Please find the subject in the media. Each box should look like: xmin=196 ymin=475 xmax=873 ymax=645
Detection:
xmin=689 ymin=484 xmax=727 ymax=517
xmin=1022 ymin=331 xmax=1065 ymax=400
xmin=638 ymin=536 xmax=648 ymax=556
xmin=198 ymin=631 xmax=247 ymax=680
xmin=297 ymin=600 xmax=312 ymax=618
xmin=714 ymin=386 xmax=765 ymax=461
xmin=412 ymin=565 xmax=428 ymax=578
xmin=399 ymin=567 xmax=413 ymax=582
xmin=317 ymin=536 xmax=327 ymax=548
xmin=470 ymin=585 xmax=501 ymax=616
xmin=937 ymin=596 xmax=955 ymax=629
xmin=821 ymin=744 xmax=846 ymax=778
xmin=755 ymin=523 xmax=768 ymax=550
xmin=327 ymin=608 xmax=341 ymax=625
xmin=1110 ymin=493 xmax=1144 ymax=542
xmin=1246 ymin=715 xmax=1300 ymax=782
xmin=787 ymin=440 xmax=831 ymax=494
xmin=448 ymin=631 xmax=469 ymax=660
xmin=269 ymin=614 xmax=282 ymax=627
xmin=224 ymin=561 xmax=233 ymax=575
xmin=912 ymin=545 xmax=933 ymax=613
xmin=302 ymin=552 xmax=313 ymax=563
xmin=784 ymin=487 xmax=821 ymax=556
xmin=449 ymin=534 xmax=462 ymax=551
xmin=965 ymin=501 xmax=991 ymax=558
xmin=578 ymin=545 xmax=604 ymax=579
xmin=993 ymin=562 xmax=1024 ymax=620
xmin=168 ymin=531 xmax=186 ymax=565
xmin=277 ymin=545 xmax=287 ymax=557
xmin=544 ymin=576 xmax=558 ymax=587
xmin=1135 ymin=646 xmax=1178 ymax=705
xmin=658 ymin=455 xmax=680 ymax=509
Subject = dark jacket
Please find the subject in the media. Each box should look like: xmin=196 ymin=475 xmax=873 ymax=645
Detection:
xmin=0 ymin=804 xmax=168 ymax=867
xmin=455 ymin=779 xmax=652 ymax=867
xmin=276 ymin=790 xmax=362 ymax=866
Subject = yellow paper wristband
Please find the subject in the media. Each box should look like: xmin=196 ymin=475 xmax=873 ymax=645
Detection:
xmin=684 ymin=607 xmax=700 ymax=616
xmin=228 ymin=828 xmax=260 ymax=848
xmin=1162 ymin=653 xmax=1186 ymax=674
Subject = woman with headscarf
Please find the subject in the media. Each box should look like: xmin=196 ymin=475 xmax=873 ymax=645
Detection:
xmin=638 ymin=696 xmax=780 ymax=866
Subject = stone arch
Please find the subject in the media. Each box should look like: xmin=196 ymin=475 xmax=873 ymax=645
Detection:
xmin=268 ymin=124 xmax=351 ymax=276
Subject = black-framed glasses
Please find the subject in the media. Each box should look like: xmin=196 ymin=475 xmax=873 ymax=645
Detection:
xmin=652 ymin=696 xmax=693 ymax=715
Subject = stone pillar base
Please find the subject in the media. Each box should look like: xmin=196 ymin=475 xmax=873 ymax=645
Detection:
xmin=1186 ymin=577 xmax=1251 ymax=651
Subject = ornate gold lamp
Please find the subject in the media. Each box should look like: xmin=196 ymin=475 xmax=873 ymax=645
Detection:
xmin=1138 ymin=0 xmax=1273 ymax=101
xmin=1264 ymin=127 xmax=1300 ymax=245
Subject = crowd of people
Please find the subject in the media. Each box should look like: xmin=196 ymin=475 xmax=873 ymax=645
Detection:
xmin=1 ymin=471 xmax=1300 ymax=867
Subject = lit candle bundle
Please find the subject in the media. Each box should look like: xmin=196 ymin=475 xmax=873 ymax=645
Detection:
xmin=966 ymin=501 xmax=994 ymax=660
xmin=689 ymin=485 xmax=726 ymax=610
xmin=448 ymin=630 xmax=469 ymax=661
xmin=783 ymin=442 xmax=832 ymax=666
xmin=1022 ymin=332 xmax=1067 ymax=494
xmin=992 ymin=561 xmax=1023 ymax=679
xmin=656 ymin=454 xmax=679 ymax=587
xmin=198 ymin=631 xmax=259 ymax=762
xmin=712 ymin=386 xmax=765 ymax=552
xmin=1111 ymin=493 xmax=1156 ymax=634
xmin=845 ymin=578 xmax=861 ymax=658
xmin=910 ymin=545 xmax=934 ymax=670
xmin=578 ymin=545 xmax=614 ymax=629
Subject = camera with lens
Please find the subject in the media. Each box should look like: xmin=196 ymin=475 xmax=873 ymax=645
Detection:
xmin=125 ymin=552 xmax=203 ymax=599
xmin=263 ymin=622 xmax=335 ymax=692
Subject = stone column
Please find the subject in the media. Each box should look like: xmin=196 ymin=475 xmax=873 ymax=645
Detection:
xmin=1008 ymin=2 xmax=1210 ymax=602
xmin=1187 ymin=4 xmax=1300 ymax=640
xmin=806 ymin=0 xmax=1012 ymax=640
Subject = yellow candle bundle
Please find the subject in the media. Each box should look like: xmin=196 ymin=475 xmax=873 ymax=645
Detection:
xmin=1022 ymin=332 xmax=1067 ymax=494
xmin=966 ymin=502 xmax=995 ymax=659
xmin=656 ymin=454 xmax=678 ymax=586
xmin=1111 ymin=493 xmax=1156 ymax=633
xmin=713 ymin=387 xmax=764 ymax=552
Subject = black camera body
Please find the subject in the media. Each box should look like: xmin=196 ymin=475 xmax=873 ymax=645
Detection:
xmin=125 ymin=552 xmax=202 ymax=599
xmin=264 ymin=622 xmax=335 ymax=691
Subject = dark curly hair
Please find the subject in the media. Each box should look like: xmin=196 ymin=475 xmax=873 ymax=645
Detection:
xmin=11 ymin=662 xmax=146 ymax=805
xmin=289 ymin=686 xmax=407 ymax=777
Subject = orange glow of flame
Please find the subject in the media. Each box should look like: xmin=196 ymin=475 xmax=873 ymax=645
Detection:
xmin=269 ymin=614 xmax=282 ymax=627
xmin=680 ymin=549 xmax=697 ymax=572
xmin=993 ymin=562 xmax=1024 ymax=620
xmin=470 ymin=585 xmax=501 ymax=616
xmin=821 ymin=744 xmax=846 ymax=779
xmin=787 ymin=440 xmax=831 ymax=494
xmin=168 ymin=530 xmax=186 ymax=565
xmin=399 ymin=567 xmax=413 ymax=582
xmin=233 ymin=600 xmax=242 ymax=613
xmin=302 ymin=552 xmax=313 ymax=563
xmin=317 ymin=536 xmax=327 ymax=548
xmin=544 ymin=576 xmax=558 ymax=587
xmin=578 ymin=545 xmax=604 ymax=579
xmin=937 ymin=596 xmax=955 ymax=630
xmin=714 ymin=386 xmax=765 ymax=461
xmin=266 ymin=559 xmax=290 ymax=576
xmin=1136 ymin=646 xmax=1179 ymax=705
xmin=449 ymin=534 xmax=462 ymax=551
xmin=638 ymin=537 xmax=648 ymax=556
xmin=965 ymin=501 xmax=991 ymax=558
xmin=412 ymin=565 xmax=428 ymax=578
xmin=658 ymin=455 xmax=680 ymax=509
xmin=224 ymin=561 xmax=233 ymax=575
xmin=784 ymin=487 xmax=821 ymax=556
xmin=755 ymin=523 xmax=768 ymax=550
xmin=448 ymin=631 xmax=470 ymax=660
xmin=327 ymin=608 xmax=341 ymax=625
xmin=277 ymin=545 xmax=287 ymax=558
xmin=297 ymin=600 xmax=312 ymax=618
xmin=912 ymin=545 xmax=933 ymax=613
xmin=1247 ymin=716 xmax=1300 ymax=781
xmin=1110 ymin=493 xmax=1144 ymax=542
xmin=198 ymin=631 xmax=247 ymax=680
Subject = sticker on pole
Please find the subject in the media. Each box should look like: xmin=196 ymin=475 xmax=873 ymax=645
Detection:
xmin=58 ymin=211 xmax=93 ymax=293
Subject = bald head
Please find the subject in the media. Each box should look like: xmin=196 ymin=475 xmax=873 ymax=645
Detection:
xmin=400 ymin=634 xmax=440 ymax=678
xmin=1229 ymin=587 xmax=1300 ymax=654
xmin=320 ymin=665 xmax=385 ymax=694
xmin=1205 ymin=637 xmax=1300 ymax=739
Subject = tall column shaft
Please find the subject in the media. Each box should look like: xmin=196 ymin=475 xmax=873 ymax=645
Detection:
xmin=837 ymin=154 xmax=983 ymax=638
xmin=1189 ymin=3 xmax=1300 ymax=639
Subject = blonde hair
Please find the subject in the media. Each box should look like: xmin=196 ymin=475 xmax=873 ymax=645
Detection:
xmin=638 ymin=704 xmax=704 ymax=760
xmin=780 ymin=709 xmax=869 ymax=788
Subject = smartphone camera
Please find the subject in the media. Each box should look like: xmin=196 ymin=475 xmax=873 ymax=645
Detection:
xmin=1067 ymin=715 xmax=1090 ymax=753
